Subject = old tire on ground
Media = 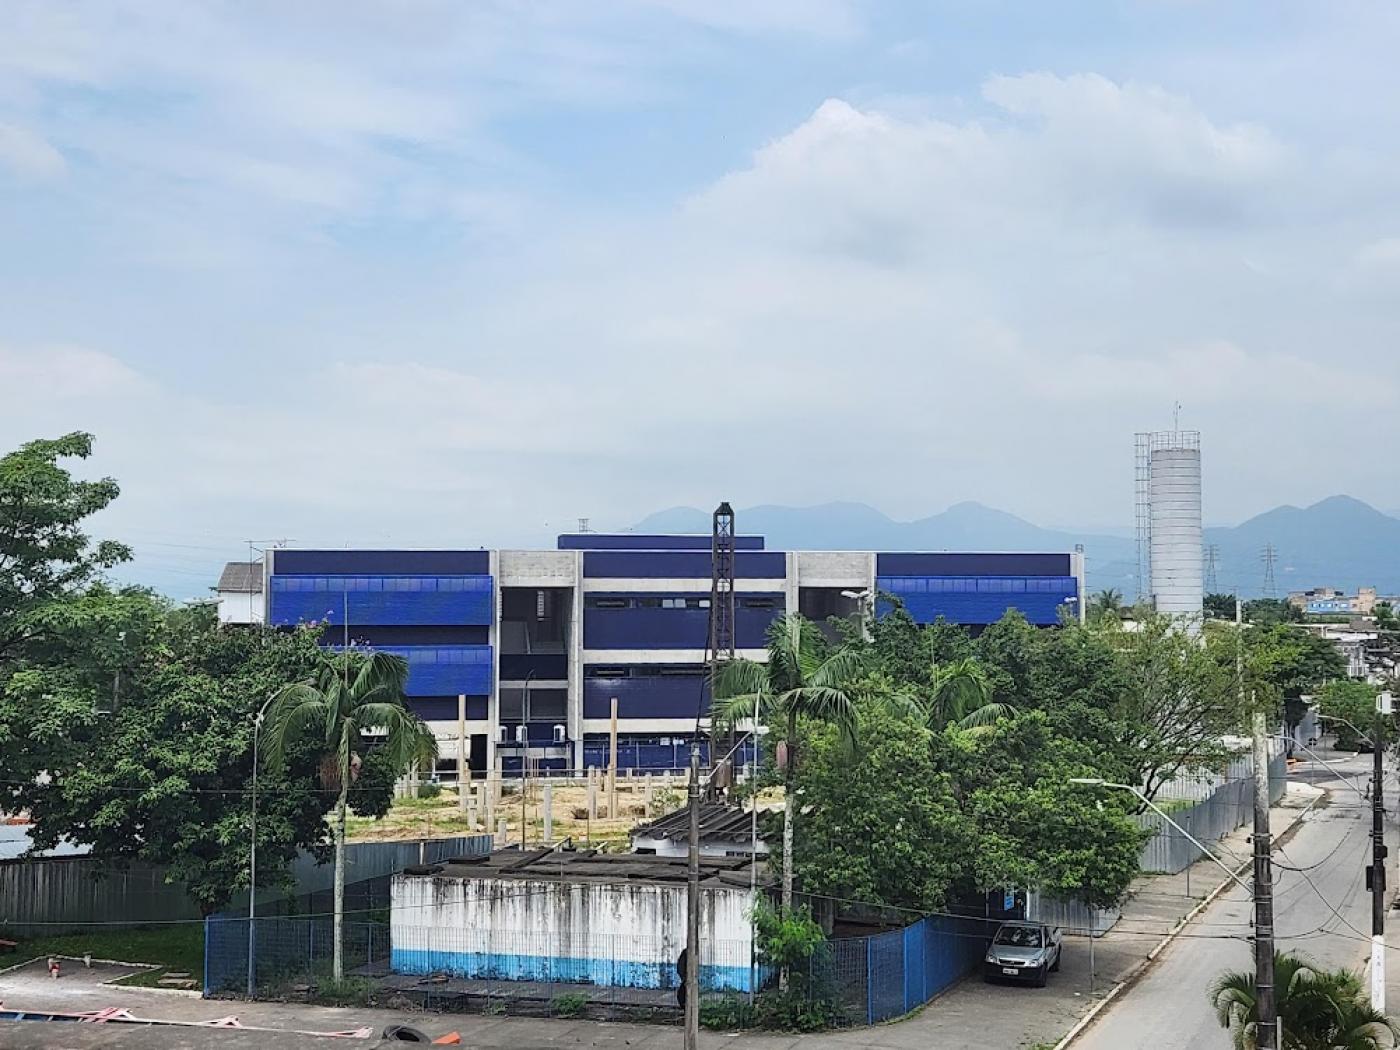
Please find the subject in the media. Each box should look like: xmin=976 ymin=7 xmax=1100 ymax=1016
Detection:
xmin=383 ymin=1024 xmax=431 ymax=1042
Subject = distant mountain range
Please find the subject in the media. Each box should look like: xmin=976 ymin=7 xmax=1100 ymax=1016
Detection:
xmin=632 ymin=495 xmax=1400 ymax=598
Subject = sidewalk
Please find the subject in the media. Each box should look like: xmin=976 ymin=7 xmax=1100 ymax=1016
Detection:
xmin=0 ymin=784 xmax=1323 ymax=1050
xmin=816 ymin=780 xmax=1324 ymax=1050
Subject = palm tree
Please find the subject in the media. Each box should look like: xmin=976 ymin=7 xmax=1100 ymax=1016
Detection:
xmin=711 ymin=614 xmax=864 ymax=912
xmin=1090 ymin=588 xmax=1124 ymax=625
xmin=925 ymin=656 xmax=1013 ymax=730
xmin=264 ymin=649 xmax=436 ymax=981
xmin=1210 ymin=951 xmax=1398 ymax=1049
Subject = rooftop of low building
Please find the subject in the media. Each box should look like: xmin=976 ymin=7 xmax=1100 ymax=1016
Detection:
xmin=396 ymin=846 xmax=769 ymax=889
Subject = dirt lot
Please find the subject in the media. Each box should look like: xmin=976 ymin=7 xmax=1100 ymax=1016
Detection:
xmin=348 ymin=774 xmax=773 ymax=851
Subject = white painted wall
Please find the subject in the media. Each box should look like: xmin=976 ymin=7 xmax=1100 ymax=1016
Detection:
xmin=391 ymin=874 xmax=757 ymax=989
xmin=217 ymin=590 xmax=263 ymax=625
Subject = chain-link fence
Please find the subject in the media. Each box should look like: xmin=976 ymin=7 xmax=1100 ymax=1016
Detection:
xmin=785 ymin=914 xmax=988 ymax=1026
xmin=207 ymin=906 xmax=989 ymax=1027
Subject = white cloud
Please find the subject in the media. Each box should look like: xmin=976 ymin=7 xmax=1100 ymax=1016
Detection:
xmin=2 ymin=2 xmax=1399 ymax=577
xmin=0 ymin=345 xmax=147 ymax=397
xmin=0 ymin=121 xmax=64 ymax=179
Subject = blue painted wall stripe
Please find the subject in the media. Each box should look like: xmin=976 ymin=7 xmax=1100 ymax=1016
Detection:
xmin=390 ymin=948 xmax=754 ymax=992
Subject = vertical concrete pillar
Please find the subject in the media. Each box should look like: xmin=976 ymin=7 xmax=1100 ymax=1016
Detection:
xmin=588 ymin=767 xmax=598 ymax=821
xmin=543 ymin=782 xmax=554 ymax=843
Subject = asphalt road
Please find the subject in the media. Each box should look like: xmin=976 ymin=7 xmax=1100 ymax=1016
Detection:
xmin=1076 ymin=753 xmax=1391 ymax=1050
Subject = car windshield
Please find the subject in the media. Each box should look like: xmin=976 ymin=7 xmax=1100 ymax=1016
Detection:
xmin=994 ymin=926 xmax=1042 ymax=948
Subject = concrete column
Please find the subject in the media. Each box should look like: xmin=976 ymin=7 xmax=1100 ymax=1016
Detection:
xmin=496 ymin=817 xmax=508 ymax=844
xmin=645 ymin=774 xmax=654 ymax=813
xmin=588 ymin=767 xmax=598 ymax=821
xmin=543 ymin=782 xmax=554 ymax=843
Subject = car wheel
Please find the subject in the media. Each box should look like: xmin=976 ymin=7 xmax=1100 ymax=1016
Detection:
xmin=1051 ymin=951 xmax=1061 ymax=973
xmin=1035 ymin=965 xmax=1047 ymax=988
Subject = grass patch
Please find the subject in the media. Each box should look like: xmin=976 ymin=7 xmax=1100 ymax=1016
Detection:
xmin=11 ymin=924 xmax=205 ymax=988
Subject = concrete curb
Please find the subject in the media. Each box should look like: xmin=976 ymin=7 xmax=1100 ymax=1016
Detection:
xmin=1052 ymin=789 xmax=1326 ymax=1050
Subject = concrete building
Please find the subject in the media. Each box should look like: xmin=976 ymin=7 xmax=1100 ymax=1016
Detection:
xmin=389 ymin=849 xmax=767 ymax=991
xmin=256 ymin=534 xmax=1084 ymax=776
xmin=1287 ymin=587 xmax=1381 ymax=617
xmin=215 ymin=561 xmax=264 ymax=625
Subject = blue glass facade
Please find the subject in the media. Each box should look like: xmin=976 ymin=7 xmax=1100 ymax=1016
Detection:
xmin=368 ymin=646 xmax=493 ymax=697
xmin=583 ymin=671 xmax=708 ymax=719
xmin=876 ymin=575 xmax=1079 ymax=627
xmin=267 ymin=575 xmax=492 ymax=627
xmin=582 ymin=593 xmax=784 ymax=650
xmin=260 ymin=540 xmax=1080 ymax=774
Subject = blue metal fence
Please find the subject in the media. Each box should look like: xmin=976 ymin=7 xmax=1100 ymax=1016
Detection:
xmin=801 ymin=915 xmax=988 ymax=1025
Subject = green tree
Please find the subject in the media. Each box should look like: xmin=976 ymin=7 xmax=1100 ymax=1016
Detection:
xmin=1243 ymin=598 xmax=1303 ymax=626
xmin=951 ymin=712 xmax=1145 ymax=907
xmin=1079 ymin=615 xmax=1243 ymax=802
xmin=923 ymin=656 xmax=1013 ymax=730
xmin=712 ymin=614 xmax=864 ymax=912
xmin=793 ymin=707 xmax=974 ymax=911
xmin=1375 ymin=602 xmax=1397 ymax=631
xmin=1205 ymin=593 xmax=1239 ymax=620
xmin=1210 ymin=951 xmax=1397 ymax=1049
xmin=1088 ymin=588 xmax=1125 ymax=625
xmin=17 ymin=602 xmax=399 ymax=914
xmin=0 ymin=433 xmax=131 ymax=661
xmin=264 ymin=649 xmax=436 ymax=979
xmin=1315 ymin=680 xmax=1384 ymax=751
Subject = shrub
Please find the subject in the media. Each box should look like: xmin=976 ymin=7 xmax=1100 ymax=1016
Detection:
xmin=551 ymin=992 xmax=588 ymax=1018
xmin=700 ymin=994 xmax=756 ymax=1030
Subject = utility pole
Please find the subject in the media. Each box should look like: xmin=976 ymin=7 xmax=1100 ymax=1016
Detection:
xmin=1243 ymin=599 xmax=1278 ymax=1050
xmin=1370 ymin=691 xmax=1391 ymax=1012
xmin=685 ymin=742 xmax=701 ymax=1050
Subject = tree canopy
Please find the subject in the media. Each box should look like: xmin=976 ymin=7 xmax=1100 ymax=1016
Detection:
xmin=16 ymin=603 xmax=399 ymax=914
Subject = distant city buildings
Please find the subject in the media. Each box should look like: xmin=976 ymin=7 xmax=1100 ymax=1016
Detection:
xmin=1287 ymin=586 xmax=1382 ymax=617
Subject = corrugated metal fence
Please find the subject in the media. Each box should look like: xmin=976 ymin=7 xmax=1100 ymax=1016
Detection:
xmin=2 ymin=835 xmax=491 ymax=938
xmin=206 ymin=834 xmax=492 ymax=996
xmin=1136 ymin=750 xmax=1287 ymax=875
xmin=0 ymin=857 xmax=201 ymax=937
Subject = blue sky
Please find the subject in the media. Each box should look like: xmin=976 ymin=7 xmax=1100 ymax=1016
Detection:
xmin=3 ymin=1 xmax=1399 ymax=597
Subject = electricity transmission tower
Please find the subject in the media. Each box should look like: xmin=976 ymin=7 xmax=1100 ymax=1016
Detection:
xmin=1204 ymin=544 xmax=1220 ymax=594
xmin=1260 ymin=544 xmax=1279 ymax=599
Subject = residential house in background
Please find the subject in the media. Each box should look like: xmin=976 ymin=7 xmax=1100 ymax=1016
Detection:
xmin=215 ymin=561 xmax=264 ymax=625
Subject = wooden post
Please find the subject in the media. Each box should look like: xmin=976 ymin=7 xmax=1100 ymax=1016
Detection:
xmin=609 ymin=697 xmax=619 ymax=817
xmin=457 ymin=693 xmax=469 ymax=814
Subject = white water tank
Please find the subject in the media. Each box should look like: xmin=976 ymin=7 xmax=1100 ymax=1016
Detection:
xmin=1148 ymin=446 xmax=1203 ymax=623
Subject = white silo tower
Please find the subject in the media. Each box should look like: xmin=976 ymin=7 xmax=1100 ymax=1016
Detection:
xmin=1134 ymin=431 xmax=1203 ymax=625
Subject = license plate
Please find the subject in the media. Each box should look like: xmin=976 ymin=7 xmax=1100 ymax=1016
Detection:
xmin=1001 ymin=967 xmax=1018 ymax=976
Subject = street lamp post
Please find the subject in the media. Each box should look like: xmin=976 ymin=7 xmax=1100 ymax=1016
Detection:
xmin=247 ymin=692 xmax=279 ymax=999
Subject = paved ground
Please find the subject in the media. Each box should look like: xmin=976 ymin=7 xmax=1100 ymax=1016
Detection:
xmin=0 ymin=776 xmax=1327 ymax=1050
xmin=1074 ymin=753 xmax=1389 ymax=1050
